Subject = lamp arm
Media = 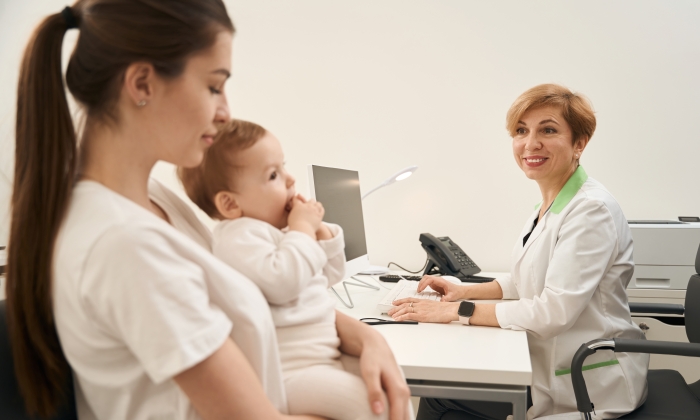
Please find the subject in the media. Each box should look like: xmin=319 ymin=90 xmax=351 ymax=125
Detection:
xmin=361 ymin=165 xmax=418 ymax=200
xmin=361 ymin=183 xmax=387 ymax=200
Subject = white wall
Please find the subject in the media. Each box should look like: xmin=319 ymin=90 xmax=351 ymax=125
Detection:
xmin=2 ymin=1 xmax=700 ymax=272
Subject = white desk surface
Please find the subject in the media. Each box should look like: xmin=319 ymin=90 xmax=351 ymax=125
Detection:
xmin=0 ymin=269 xmax=532 ymax=386
xmin=334 ymin=272 xmax=532 ymax=387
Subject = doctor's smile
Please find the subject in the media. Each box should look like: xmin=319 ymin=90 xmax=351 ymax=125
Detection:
xmin=523 ymin=156 xmax=548 ymax=167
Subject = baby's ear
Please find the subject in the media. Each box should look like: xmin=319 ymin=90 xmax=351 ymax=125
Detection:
xmin=214 ymin=191 xmax=243 ymax=220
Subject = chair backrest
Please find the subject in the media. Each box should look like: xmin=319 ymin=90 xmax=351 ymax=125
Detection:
xmin=687 ymin=275 xmax=700 ymax=343
xmin=686 ymin=243 xmax=700 ymax=343
xmin=0 ymin=299 xmax=78 ymax=420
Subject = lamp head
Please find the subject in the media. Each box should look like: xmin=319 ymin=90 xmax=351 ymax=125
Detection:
xmin=385 ymin=165 xmax=418 ymax=186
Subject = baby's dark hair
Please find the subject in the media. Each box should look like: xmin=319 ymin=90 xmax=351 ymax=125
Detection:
xmin=178 ymin=119 xmax=266 ymax=219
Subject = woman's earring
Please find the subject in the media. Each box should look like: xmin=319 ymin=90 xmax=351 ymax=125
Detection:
xmin=137 ymin=100 xmax=147 ymax=107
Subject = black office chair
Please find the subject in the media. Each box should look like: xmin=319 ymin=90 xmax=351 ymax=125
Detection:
xmin=0 ymin=299 xmax=77 ymax=420
xmin=571 ymin=248 xmax=700 ymax=420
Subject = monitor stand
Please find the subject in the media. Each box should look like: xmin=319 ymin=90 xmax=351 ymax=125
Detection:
xmin=358 ymin=265 xmax=390 ymax=275
xmin=331 ymin=276 xmax=380 ymax=309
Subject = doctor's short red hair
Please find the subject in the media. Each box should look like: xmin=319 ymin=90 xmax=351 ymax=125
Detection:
xmin=506 ymin=84 xmax=596 ymax=145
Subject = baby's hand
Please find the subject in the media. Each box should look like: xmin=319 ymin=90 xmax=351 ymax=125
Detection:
xmin=288 ymin=195 xmax=324 ymax=239
xmin=316 ymin=223 xmax=333 ymax=241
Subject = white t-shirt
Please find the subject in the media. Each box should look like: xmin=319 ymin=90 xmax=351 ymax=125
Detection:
xmin=53 ymin=179 xmax=287 ymax=420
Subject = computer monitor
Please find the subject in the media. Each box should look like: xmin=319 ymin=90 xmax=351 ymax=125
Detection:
xmin=307 ymin=165 xmax=370 ymax=278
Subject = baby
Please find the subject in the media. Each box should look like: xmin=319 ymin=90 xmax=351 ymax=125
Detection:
xmin=178 ymin=119 xmax=387 ymax=420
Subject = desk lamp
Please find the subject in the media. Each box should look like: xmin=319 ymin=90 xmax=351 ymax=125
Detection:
xmin=361 ymin=165 xmax=418 ymax=201
xmin=357 ymin=165 xmax=418 ymax=276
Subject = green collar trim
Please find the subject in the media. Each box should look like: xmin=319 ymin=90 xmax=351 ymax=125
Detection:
xmin=555 ymin=359 xmax=619 ymax=376
xmin=534 ymin=166 xmax=588 ymax=214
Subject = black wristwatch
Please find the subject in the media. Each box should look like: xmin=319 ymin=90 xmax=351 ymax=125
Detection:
xmin=458 ymin=301 xmax=475 ymax=325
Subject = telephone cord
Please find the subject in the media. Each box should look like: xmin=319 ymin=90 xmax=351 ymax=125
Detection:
xmin=386 ymin=258 xmax=429 ymax=274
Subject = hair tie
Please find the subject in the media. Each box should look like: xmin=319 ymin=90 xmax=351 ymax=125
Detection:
xmin=61 ymin=6 xmax=78 ymax=29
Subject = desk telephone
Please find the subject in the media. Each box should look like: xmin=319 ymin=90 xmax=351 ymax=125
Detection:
xmin=419 ymin=233 xmax=494 ymax=283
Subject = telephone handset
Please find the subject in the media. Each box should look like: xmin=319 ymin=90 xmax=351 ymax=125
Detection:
xmin=419 ymin=233 xmax=493 ymax=283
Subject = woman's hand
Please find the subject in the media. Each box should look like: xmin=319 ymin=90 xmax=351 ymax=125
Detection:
xmin=335 ymin=311 xmax=411 ymax=420
xmin=358 ymin=335 xmax=410 ymax=419
xmin=388 ymin=299 xmax=460 ymax=323
xmin=416 ymin=275 xmax=466 ymax=302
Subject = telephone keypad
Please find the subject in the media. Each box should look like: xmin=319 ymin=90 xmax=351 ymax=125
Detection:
xmin=451 ymin=248 xmax=476 ymax=269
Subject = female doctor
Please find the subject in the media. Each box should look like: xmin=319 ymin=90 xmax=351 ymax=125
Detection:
xmin=389 ymin=84 xmax=649 ymax=419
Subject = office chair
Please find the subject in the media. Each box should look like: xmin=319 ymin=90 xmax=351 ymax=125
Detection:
xmin=0 ymin=300 xmax=77 ymax=420
xmin=571 ymin=250 xmax=700 ymax=420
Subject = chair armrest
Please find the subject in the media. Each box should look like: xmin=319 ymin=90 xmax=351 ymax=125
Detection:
xmin=571 ymin=339 xmax=615 ymax=416
xmin=571 ymin=338 xmax=700 ymax=418
xmin=628 ymin=302 xmax=684 ymax=315
xmin=614 ymin=338 xmax=700 ymax=357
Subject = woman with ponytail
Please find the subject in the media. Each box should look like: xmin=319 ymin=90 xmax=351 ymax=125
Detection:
xmin=7 ymin=1 xmax=410 ymax=419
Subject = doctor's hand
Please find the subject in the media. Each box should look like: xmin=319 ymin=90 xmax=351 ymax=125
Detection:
xmin=416 ymin=275 xmax=465 ymax=302
xmin=388 ymin=299 xmax=460 ymax=323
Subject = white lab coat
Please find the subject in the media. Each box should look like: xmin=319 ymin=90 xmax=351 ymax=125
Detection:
xmin=495 ymin=168 xmax=648 ymax=419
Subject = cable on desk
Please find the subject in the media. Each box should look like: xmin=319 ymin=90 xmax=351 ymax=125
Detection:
xmin=370 ymin=275 xmax=392 ymax=290
xmin=386 ymin=258 xmax=428 ymax=274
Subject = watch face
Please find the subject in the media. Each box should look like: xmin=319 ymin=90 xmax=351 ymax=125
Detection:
xmin=458 ymin=301 xmax=475 ymax=317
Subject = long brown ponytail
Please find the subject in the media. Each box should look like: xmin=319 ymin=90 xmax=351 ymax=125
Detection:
xmin=7 ymin=1 xmax=233 ymax=417
xmin=8 ymin=9 xmax=78 ymax=418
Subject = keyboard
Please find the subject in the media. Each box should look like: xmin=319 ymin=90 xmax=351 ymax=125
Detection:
xmin=377 ymin=279 xmax=442 ymax=314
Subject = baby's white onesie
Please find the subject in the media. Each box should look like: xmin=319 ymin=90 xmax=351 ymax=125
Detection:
xmin=213 ymin=217 xmax=387 ymax=420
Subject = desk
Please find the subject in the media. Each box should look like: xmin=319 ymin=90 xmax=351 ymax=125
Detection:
xmin=333 ymin=273 xmax=532 ymax=420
